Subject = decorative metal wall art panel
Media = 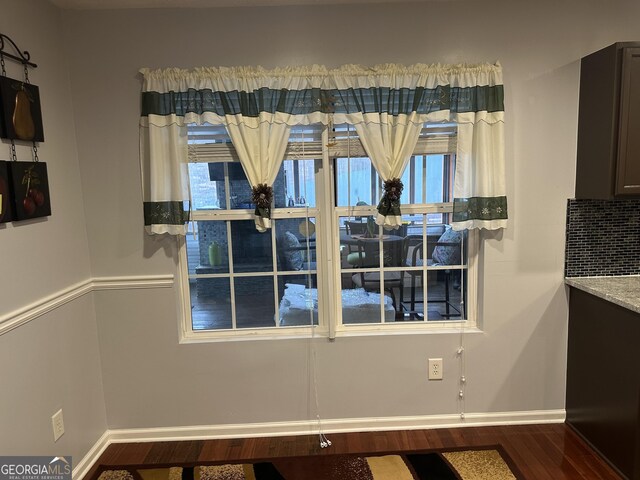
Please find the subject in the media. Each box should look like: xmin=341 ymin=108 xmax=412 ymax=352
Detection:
xmin=8 ymin=161 xmax=51 ymax=220
xmin=0 ymin=76 xmax=44 ymax=142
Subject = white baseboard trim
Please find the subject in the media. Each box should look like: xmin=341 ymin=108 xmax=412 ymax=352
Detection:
xmin=0 ymin=275 xmax=175 ymax=336
xmin=73 ymin=431 xmax=110 ymax=480
xmin=106 ymin=409 xmax=565 ymax=444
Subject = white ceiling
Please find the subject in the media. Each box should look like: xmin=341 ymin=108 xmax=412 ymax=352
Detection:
xmin=50 ymin=0 xmax=440 ymax=9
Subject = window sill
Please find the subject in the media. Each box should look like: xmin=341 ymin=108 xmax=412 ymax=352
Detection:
xmin=179 ymin=326 xmax=329 ymax=343
xmin=334 ymin=323 xmax=482 ymax=338
xmin=178 ymin=323 xmax=482 ymax=343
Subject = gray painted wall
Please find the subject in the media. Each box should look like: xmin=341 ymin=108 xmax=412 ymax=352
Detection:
xmin=62 ymin=0 xmax=629 ymax=430
xmin=0 ymin=0 xmax=107 ymax=461
xmin=0 ymin=296 xmax=106 ymax=458
xmin=10 ymin=0 xmax=637 ymax=462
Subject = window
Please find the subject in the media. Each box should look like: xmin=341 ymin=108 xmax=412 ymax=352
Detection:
xmin=178 ymin=123 xmax=477 ymax=340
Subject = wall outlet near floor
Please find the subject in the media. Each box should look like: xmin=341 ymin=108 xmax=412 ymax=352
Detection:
xmin=428 ymin=358 xmax=443 ymax=380
xmin=52 ymin=409 xmax=64 ymax=442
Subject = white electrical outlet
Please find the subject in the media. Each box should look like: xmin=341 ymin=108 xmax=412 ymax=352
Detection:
xmin=428 ymin=358 xmax=443 ymax=380
xmin=52 ymin=409 xmax=64 ymax=442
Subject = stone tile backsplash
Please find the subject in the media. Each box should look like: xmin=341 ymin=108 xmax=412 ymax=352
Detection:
xmin=565 ymin=199 xmax=640 ymax=277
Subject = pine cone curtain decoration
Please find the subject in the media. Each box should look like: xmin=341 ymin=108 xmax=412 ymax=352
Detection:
xmin=377 ymin=177 xmax=404 ymax=221
xmin=251 ymin=183 xmax=273 ymax=223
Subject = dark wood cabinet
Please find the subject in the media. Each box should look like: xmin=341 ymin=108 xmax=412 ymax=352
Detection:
xmin=576 ymin=42 xmax=640 ymax=199
xmin=566 ymin=287 xmax=640 ymax=480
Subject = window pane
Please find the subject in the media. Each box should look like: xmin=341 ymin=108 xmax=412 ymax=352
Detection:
xmin=427 ymin=225 xmax=465 ymax=267
xmin=400 ymin=161 xmax=411 ymax=206
xmin=383 ymin=275 xmax=403 ymax=320
xmin=277 ymin=274 xmax=318 ymax=326
xmin=381 ymin=234 xmax=405 ymax=268
xmin=187 ymin=221 xmax=229 ymax=275
xmin=391 ymin=154 xmax=449 ymax=207
xmin=336 ymin=154 xmax=454 ymax=208
xmin=335 ymin=157 xmax=373 ymax=207
xmin=281 ymin=159 xmax=318 ymax=208
xmin=235 ymin=276 xmax=276 ymax=328
xmin=225 ymin=163 xmax=252 ymax=209
xmin=339 ymin=216 xmax=380 ymax=269
xmin=415 ymin=225 xmax=467 ymax=322
xmin=340 ymin=283 xmax=394 ymax=324
xmin=339 ymin=217 xmax=405 ymax=269
xmin=190 ymin=159 xmax=319 ymax=211
xmin=427 ymin=269 xmax=465 ymax=320
xmin=412 ymin=156 xmax=424 ymax=205
xmin=231 ymin=220 xmax=273 ymax=273
xmin=188 ymin=163 xmax=221 ymax=210
xmin=403 ymin=213 xmax=423 ymax=237
xmin=185 ymin=224 xmax=199 ymax=276
xmin=190 ymin=277 xmax=232 ymax=330
xmin=339 ymin=213 xmax=404 ymax=324
xmin=275 ymin=218 xmax=316 ymax=272
xmin=426 ymin=155 xmax=445 ymax=203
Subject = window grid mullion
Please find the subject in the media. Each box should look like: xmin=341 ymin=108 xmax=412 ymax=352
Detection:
xmin=223 ymin=162 xmax=231 ymax=210
xmin=421 ymin=155 xmax=426 ymax=203
xmin=271 ymin=220 xmax=280 ymax=329
xmin=409 ymin=156 xmax=416 ymax=205
xmin=324 ymin=127 xmax=339 ymax=339
xmin=226 ymin=219 xmax=237 ymax=330
xmin=422 ymin=213 xmax=428 ymax=323
xmin=378 ymin=226 xmax=386 ymax=323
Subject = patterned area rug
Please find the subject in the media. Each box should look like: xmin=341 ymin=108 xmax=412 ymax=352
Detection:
xmin=96 ymin=446 xmax=521 ymax=480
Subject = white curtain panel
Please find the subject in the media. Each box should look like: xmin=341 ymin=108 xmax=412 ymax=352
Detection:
xmin=139 ymin=116 xmax=190 ymax=235
xmin=209 ymin=68 xmax=326 ymax=231
xmin=140 ymin=66 xmax=328 ymax=233
xmin=352 ymin=116 xmax=423 ymax=228
xmin=330 ymin=65 xmax=439 ymax=229
xmin=331 ymin=66 xmax=451 ymax=227
xmin=450 ymin=66 xmax=506 ymax=231
xmin=453 ymin=116 xmax=506 ymax=230
xmin=225 ymin=118 xmax=291 ymax=232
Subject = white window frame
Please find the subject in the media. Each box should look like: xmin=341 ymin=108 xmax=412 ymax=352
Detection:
xmin=177 ymin=124 xmax=479 ymax=343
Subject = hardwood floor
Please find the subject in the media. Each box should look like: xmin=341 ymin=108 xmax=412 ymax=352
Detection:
xmin=85 ymin=423 xmax=622 ymax=479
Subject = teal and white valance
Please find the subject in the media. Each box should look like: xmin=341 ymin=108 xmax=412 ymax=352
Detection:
xmin=139 ymin=63 xmax=507 ymax=234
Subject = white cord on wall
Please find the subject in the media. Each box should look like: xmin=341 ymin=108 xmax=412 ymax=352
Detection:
xmin=297 ymin=127 xmax=331 ymax=449
xmin=457 ymin=235 xmax=467 ymax=420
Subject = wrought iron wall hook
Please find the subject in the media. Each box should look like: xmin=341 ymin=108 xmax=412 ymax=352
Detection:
xmin=0 ymin=33 xmax=37 ymax=69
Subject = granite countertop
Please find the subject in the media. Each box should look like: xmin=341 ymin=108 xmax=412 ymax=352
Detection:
xmin=565 ymin=276 xmax=640 ymax=314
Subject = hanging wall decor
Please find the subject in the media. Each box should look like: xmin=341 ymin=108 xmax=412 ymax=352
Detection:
xmin=0 ymin=32 xmax=51 ymax=223
xmin=0 ymin=160 xmax=14 ymax=223
xmin=8 ymin=161 xmax=51 ymax=220
xmin=0 ymin=33 xmax=43 ymax=142
xmin=0 ymin=76 xmax=44 ymax=141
